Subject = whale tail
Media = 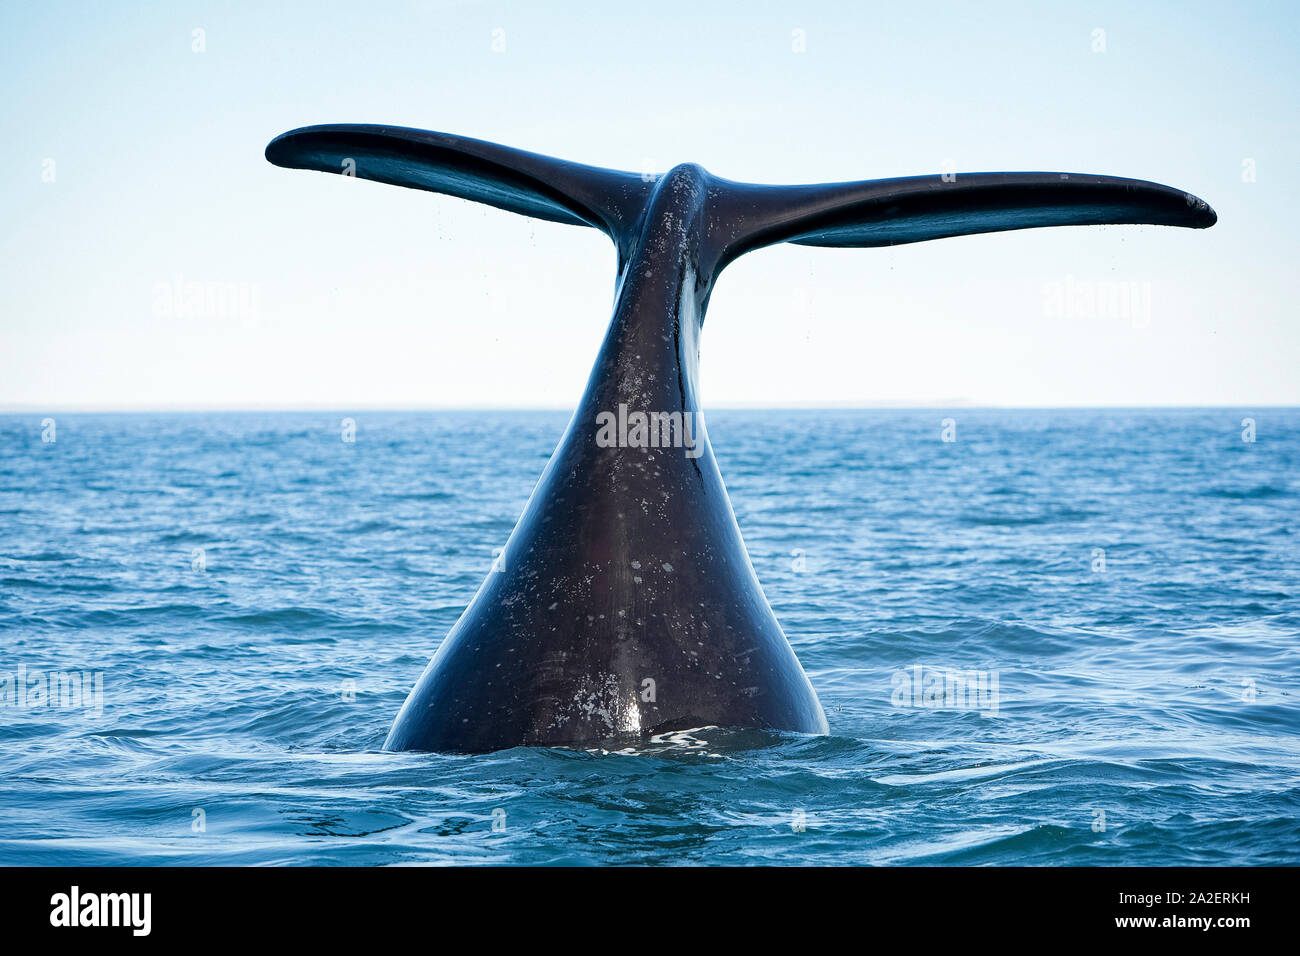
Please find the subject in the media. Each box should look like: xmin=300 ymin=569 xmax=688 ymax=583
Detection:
xmin=265 ymin=125 xmax=1215 ymax=752
xmin=710 ymin=169 xmax=1216 ymax=270
xmin=266 ymin=123 xmax=1215 ymax=275
xmin=265 ymin=124 xmax=652 ymax=260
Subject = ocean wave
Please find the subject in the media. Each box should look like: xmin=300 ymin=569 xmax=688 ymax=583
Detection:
xmin=1 ymin=408 xmax=1296 ymax=865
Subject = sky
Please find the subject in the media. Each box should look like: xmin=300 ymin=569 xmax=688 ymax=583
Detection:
xmin=1 ymin=0 xmax=1296 ymax=410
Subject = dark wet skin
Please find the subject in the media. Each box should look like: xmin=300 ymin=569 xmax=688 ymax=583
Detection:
xmin=386 ymin=163 xmax=829 ymax=752
xmin=266 ymin=126 xmax=1214 ymax=752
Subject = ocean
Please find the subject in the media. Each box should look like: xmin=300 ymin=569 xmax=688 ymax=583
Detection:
xmin=1 ymin=408 xmax=1296 ymax=865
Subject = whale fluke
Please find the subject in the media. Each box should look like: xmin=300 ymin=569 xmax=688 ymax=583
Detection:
xmin=713 ymin=171 xmax=1217 ymax=265
xmin=267 ymin=124 xmax=1216 ymax=278
xmin=267 ymin=125 xmax=1215 ymax=753
xmin=265 ymin=124 xmax=651 ymax=252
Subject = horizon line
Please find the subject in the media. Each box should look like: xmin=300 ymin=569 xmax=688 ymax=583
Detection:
xmin=2 ymin=402 xmax=1296 ymax=415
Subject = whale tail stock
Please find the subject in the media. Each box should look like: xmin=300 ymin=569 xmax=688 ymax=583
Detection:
xmin=265 ymin=123 xmax=1216 ymax=276
xmin=266 ymin=125 xmax=1215 ymax=752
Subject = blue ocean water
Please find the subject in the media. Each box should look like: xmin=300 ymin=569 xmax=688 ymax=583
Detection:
xmin=0 ymin=408 xmax=1296 ymax=866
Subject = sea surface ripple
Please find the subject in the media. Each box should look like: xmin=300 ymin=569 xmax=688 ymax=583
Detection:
xmin=1 ymin=409 xmax=1296 ymax=865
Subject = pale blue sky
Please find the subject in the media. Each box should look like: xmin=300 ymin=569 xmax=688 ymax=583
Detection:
xmin=2 ymin=1 xmax=1296 ymax=409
